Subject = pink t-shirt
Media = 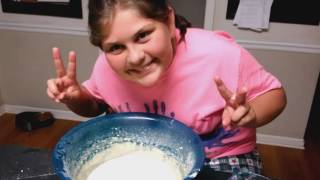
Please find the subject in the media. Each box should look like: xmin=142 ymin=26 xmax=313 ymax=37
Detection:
xmin=83 ymin=28 xmax=282 ymax=159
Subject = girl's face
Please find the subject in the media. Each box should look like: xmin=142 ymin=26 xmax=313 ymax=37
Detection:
xmin=101 ymin=7 xmax=176 ymax=87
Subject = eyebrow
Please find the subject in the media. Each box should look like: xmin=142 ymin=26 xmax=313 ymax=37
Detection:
xmin=103 ymin=23 xmax=154 ymax=48
xmin=132 ymin=24 xmax=153 ymax=39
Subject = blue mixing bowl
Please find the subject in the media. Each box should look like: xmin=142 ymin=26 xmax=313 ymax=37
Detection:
xmin=52 ymin=112 xmax=205 ymax=180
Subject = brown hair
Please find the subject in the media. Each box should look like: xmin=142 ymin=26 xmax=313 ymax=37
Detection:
xmin=88 ymin=0 xmax=191 ymax=48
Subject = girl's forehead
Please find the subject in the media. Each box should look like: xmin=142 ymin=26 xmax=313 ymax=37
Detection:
xmin=102 ymin=8 xmax=156 ymax=42
xmin=103 ymin=7 xmax=144 ymax=33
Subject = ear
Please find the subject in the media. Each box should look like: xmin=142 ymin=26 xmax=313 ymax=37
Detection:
xmin=167 ymin=6 xmax=176 ymax=39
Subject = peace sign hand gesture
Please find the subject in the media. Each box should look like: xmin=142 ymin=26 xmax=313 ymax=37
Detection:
xmin=214 ymin=77 xmax=257 ymax=129
xmin=47 ymin=47 xmax=82 ymax=104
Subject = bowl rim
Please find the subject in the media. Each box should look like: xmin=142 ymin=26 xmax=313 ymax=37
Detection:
xmin=52 ymin=112 xmax=205 ymax=180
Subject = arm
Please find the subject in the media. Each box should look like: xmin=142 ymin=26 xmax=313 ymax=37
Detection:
xmin=249 ymin=87 xmax=286 ymax=127
xmin=64 ymin=86 xmax=107 ymax=117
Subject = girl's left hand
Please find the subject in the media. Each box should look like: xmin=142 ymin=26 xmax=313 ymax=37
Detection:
xmin=214 ymin=77 xmax=257 ymax=129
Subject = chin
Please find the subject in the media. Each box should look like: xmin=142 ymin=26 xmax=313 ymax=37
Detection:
xmin=136 ymin=79 xmax=158 ymax=87
xmin=135 ymin=73 xmax=161 ymax=87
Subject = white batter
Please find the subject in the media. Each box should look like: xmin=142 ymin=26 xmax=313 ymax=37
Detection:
xmin=76 ymin=143 xmax=184 ymax=180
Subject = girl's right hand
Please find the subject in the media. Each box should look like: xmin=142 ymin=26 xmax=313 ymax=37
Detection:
xmin=214 ymin=77 xmax=257 ymax=129
xmin=47 ymin=47 xmax=82 ymax=104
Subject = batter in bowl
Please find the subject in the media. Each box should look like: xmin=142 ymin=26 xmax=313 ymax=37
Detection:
xmin=76 ymin=142 xmax=184 ymax=180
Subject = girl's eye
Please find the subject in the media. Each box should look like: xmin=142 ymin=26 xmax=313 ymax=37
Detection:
xmin=136 ymin=31 xmax=150 ymax=42
xmin=107 ymin=44 xmax=124 ymax=54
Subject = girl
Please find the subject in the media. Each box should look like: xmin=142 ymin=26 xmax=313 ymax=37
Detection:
xmin=47 ymin=0 xmax=286 ymax=179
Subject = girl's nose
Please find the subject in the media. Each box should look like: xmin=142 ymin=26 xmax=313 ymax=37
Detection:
xmin=127 ymin=46 xmax=145 ymax=66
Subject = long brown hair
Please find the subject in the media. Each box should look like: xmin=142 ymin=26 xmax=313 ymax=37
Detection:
xmin=88 ymin=0 xmax=191 ymax=48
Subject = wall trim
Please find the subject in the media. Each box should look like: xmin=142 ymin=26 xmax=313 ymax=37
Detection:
xmin=0 ymin=22 xmax=88 ymax=36
xmin=257 ymin=133 xmax=304 ymax=149
xmin=238 ymin=40 xmax=320 ymax=54
xmin=1 ymin=104 xmax=305 ymax=149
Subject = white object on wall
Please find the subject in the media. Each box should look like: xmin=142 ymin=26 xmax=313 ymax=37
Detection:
xmin=233 ymin=0 xmax=273 ymax=31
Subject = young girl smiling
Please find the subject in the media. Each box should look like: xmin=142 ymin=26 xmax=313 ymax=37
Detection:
xmin=47 ymin=0 xmax=286 ymax=179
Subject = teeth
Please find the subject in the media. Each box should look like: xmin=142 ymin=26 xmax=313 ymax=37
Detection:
xmin=127 ymin=60 xmax=154 ymax=75
xmin=142 ymin=61 xmax=153 ymax=70
xmin=143 ymin=64 xmax=151 ymax=70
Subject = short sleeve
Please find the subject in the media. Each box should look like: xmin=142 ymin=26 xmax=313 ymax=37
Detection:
xmin=238 ymin=48 xmax=282 ymax=101
xmin=82 ymin=54 xmax=106 ymax=102
xmin=82 ymin=79 xmax=104 ymax=101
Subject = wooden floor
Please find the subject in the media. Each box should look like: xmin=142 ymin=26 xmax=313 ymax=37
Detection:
xmin=1 ymin=113 xmax=319 ymax=180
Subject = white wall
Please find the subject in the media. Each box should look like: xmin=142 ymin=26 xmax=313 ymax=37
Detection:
xmin=0 ymin=29 xmax=96 ymax=108
xmin=249 ymin=50 xmax=319 ymax=139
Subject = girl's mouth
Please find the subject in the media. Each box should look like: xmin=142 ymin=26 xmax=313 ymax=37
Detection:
xmin=128 ymin=59 xmax=157 ymax=77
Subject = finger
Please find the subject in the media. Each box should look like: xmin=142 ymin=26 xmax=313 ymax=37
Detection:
xmin=234 ymin=87 xmax=248 ymax=105
xmin=59 ymin=92 xmax=72 ymax=103
xmin=228 ymin=87 xmax=247 ymax=108
xmin=214 ymin=76 xmax=233 ymax=101
xmin=55 ymin=78 xmax=66 ymax=94
xmin=236 ymin=115 xmax=251 ymax=127
xmin=229 ymin=93 xmax=237 ymax=107
xmin=67 ymin=51 xmax=77 ymax=80
xmin=236 ymin=107 xmax=256 ymax=128
xmin=47 ymin=79 xmax=61 ymax=96
xmin=231 ymin=104 xmax=250 ymax=124
xmin=66 ymin=85 xmax=80 ymax=97
xmin=47 ymin=87 xmax=60 ymax=103
xmin=58 ymin=92 xmax=66 ymax=100
xmin=222 ymin=106 xmax=234 ymax=128
xmin=47 ymin=87 xmax=56 ymax=100
xmin=52 ymin=47 xmax=66 ymax=78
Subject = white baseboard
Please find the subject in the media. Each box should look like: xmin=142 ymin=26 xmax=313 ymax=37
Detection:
xmin=1 ymin=104 xmax=305 ymax=149
xmin=257 ymin=134 xmax=304 ymax=149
